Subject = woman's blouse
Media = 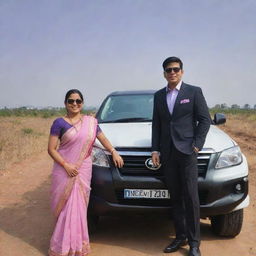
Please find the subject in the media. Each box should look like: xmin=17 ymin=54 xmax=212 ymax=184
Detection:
xmin=50 ymin=117 xmax=102 ymax=139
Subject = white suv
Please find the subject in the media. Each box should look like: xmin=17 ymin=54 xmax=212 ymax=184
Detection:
xmin=89 ymin=90 xmax=249 ymax=237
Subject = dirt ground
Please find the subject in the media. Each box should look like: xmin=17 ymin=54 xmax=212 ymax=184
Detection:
xmin=0 ymin=135 xmax=256 ymax=256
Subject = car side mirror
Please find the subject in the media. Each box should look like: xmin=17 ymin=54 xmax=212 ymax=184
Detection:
xmin=213 ymin=113 xmax=226 ymax=125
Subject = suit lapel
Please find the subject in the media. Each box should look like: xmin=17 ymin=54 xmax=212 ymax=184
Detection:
xmin=172 ymin=82 xmax=187 ymax=117
xmin=159 ymin=87 xmax=172 ymax=121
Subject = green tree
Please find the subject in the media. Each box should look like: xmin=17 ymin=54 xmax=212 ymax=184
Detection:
xmin=243 ymin=104 xmax=251 ymax=109
xmin=231 ymin=104 xmax=240 ymax=109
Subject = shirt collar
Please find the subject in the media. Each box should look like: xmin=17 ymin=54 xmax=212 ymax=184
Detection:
xmin=166 ymin=80 xmax=182 ymax=92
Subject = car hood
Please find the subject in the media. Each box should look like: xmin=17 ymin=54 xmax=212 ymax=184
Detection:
xmin=95 ymin=122 xmax=235 ymax=152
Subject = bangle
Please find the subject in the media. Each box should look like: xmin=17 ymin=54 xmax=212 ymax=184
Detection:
xmin=110 ymin=148 xmax=116 ymax=154
xmin=61 ymin=160 xmax=67 ymax=167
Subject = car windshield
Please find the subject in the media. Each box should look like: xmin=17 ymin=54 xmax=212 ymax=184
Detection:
xmin=97 ymin=94 xmax=154 ymax=123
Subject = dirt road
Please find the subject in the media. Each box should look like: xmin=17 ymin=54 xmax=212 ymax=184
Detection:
xmin=0 ymin=151 xmax=256 ymax=256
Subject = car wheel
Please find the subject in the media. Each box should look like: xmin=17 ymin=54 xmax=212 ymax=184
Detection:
xmin=210 ymin=209 xmax=243 ymax=237
xmin=88 ymin=214 xmax=99 ymax=234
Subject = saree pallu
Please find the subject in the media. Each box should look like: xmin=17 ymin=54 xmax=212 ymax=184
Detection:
xmin=49 ymin=116 xmax=97 ymax=256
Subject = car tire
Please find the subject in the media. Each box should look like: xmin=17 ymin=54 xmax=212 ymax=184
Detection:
xmin=88 ymin=214 xmax=99 ymax=234
xmin=210 ymin=209 xmax=243 ymax=237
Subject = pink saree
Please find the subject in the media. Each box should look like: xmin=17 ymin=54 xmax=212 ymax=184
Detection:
xmin=49 ymin=115 xmax=97 ymax=256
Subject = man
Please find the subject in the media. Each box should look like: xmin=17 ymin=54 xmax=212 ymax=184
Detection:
xmin=152 ymin=56 xmax=211 ymax=256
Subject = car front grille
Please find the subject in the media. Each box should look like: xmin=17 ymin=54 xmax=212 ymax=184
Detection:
xmin=112 ymin=149 xmax=211 ymax=178
xmin=118 ymin=155 xmax=163 ymax=176
xmin=197 ymin=152 xmax=211 ymax=178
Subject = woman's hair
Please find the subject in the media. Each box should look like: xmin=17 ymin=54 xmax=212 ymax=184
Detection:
xmin=64 ymin=89 xmax=84 ymax=103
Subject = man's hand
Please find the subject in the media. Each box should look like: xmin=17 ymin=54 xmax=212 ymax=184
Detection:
xmin=193 ymin=146 xmax=199 ymax=153
xmin=152 ymin=152 xmax=160 ymax=167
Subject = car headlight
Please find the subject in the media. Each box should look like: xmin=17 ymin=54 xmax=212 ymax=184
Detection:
xmin=92 ymin=147 xmax=110 ymax=167
xmin=215 ymin=146 xmax=242 ymax=169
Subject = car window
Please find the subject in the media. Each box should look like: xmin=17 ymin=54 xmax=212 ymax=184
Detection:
xmin=97 ymin=94 xmax=154 ymax=123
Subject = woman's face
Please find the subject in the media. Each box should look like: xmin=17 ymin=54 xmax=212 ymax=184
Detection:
xmin=65 ymin=93 xmax=84 ymax=115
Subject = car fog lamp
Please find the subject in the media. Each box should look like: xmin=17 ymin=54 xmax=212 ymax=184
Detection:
xmin=235 ymin=183 xmax=242 ymax=192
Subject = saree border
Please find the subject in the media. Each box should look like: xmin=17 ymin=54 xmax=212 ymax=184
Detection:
xmin=54 ymin=177 xmax=76 ymax=217
xmin=76 ymin=116 xmax=97 ymax=168
xmin=49 ymin=240 xmax=91 ymax=256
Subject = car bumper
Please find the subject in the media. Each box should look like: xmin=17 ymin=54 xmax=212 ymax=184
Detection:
xmin=89 ymin=164 xmax=249 ymax=217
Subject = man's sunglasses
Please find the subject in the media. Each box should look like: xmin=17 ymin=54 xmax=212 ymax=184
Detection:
xmin=164 ymin=67 xmax=181 ymax=73
xmin=67 ymin=99 xmax=83 ymax=105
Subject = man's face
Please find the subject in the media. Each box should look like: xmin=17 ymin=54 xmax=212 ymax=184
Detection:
xmin=163 ymin=62 xmax=184 ymax=87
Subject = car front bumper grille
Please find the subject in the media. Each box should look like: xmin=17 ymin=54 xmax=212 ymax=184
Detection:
xmin=112 ymin=150 xmax=211 ymax=178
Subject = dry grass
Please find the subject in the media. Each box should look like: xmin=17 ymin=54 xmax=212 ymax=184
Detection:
xmin=220 ymin=114 xmax=256 ymax=156
xmin=0 ymin=117 xmax=54 ymax=170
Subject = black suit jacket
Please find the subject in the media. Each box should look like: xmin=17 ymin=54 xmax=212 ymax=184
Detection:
xmin=152 ymin=82 xmax=211 ymax=162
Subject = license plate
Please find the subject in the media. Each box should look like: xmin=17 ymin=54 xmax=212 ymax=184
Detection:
xmin=124 ymin=189 xmax=170 ymax=199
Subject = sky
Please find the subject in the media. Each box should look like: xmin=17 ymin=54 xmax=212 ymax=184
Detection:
xmin=0 ymin=0 xmax=256 ymax=108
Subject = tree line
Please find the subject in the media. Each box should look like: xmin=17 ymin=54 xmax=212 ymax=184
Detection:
xmin=213 ymin=103 xmax=256 ymax=110
xmin=0 ymin=105 xmax=255 ymax=118
xmin=0 ymin=107 xmax=96 ymax=117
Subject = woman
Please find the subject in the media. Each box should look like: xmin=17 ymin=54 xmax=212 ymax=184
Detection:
xmin=48 ymin=89 xmax=123 ymax=256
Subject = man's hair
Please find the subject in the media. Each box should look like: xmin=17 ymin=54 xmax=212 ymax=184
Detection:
xmin=162 ymin=56 xmax=183 ymax=70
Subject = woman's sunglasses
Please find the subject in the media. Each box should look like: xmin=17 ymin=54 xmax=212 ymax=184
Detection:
xmin=67 ymin=99 xmax=83 ymax=105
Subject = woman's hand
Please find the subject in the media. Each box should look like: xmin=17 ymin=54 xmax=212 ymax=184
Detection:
xmin=63 ymin=162 xmax=79 ymax=177
xmin=96 ymin=132 xmax=124 ymax=168
xmin=112 ymin=151 xmax=124 ymax=168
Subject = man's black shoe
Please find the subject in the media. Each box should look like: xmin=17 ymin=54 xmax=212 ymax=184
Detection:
xmin=188 ymin=246 xmax=201 ymax=256
xmin=163 ymin=239 xmax=188 ymax=253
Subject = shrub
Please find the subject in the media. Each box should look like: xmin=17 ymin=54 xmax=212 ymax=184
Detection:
xmin=22 ymin=128 xmax=33 ymax=134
